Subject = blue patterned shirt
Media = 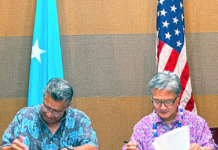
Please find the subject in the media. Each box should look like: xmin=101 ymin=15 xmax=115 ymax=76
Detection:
xmin=1 ymin=105 xmax=99 ymax=150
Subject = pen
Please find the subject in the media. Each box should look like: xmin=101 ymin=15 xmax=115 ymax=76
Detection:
xmin=124 ymin=141 xmax=140 ymax=148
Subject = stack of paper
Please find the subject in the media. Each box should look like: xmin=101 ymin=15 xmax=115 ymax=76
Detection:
xmin=152 ymin=126 xmax=190 ymax=150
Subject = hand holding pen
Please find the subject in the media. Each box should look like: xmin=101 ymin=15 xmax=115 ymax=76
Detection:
xmin=124 ymin=140 xmax=139 ymax=150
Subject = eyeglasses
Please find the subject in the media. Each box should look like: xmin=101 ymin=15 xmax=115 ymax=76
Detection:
xmin=152 ymin=96 xmax=177 ymax=108
xmin=40 ymin=102 xmax=66 ymax=117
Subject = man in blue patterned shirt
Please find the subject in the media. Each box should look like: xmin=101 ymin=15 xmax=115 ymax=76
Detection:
xmin=1 ymin=78 xmax=99 ymax=150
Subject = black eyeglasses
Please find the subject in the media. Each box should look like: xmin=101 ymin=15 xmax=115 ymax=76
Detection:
xmin=152 ymin=96 xmax=177 ymax=108
xmin=40 ymin=102 xmax=66 ymax=117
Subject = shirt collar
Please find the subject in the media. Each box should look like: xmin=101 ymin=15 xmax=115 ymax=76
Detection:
xmin=153 ymin=106 xmax=183 ymax=124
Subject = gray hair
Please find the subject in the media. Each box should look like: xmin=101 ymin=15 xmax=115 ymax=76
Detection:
xmin=43 ymin=78 xmax=74 ymax=105
xmin=149 ymin=71 xmax=181 ymax=97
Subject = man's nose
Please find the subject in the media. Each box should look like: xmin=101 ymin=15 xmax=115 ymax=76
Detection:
xmin=160 ymin=102 xmax=167 ymax=109
xmin=46 ymin=111 xmax=52 ymax=118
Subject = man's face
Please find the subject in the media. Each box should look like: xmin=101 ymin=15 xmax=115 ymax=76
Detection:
xmin=40 ymin=93 xmax=69 ymax=124
xmin=152 ymin=88 xmax=179 ymax=122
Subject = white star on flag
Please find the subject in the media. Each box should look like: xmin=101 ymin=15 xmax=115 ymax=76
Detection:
xmin=170 ymin=5 xmax=177 ymax=12
xmin=160 ymin=9 xmax=167 ymax=16
xmin=180 ymin=2 xmax=183 ymax=8
xmin=160 ymin=0 xmax=165 ymax=5
xmin=165 ymin=32 xmax=172 ymax=39
xmin=162 ymin=20 xmax=170 ymax=28
xmin=31 ymin=39 xmax=46 ymax=63
xmin=175 ymin=28 xmax=181 ymax=36
xmin=173 ymin=17 xmax=179 ymax=24
xmin=177 ymin=40 xmax=182 ymax=47
xmin=181 ymin=14 xmax=184 ymax=21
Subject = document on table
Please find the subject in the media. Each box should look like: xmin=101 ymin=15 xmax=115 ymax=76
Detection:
xmin=152 ymin=126 xmax=190 ymax=150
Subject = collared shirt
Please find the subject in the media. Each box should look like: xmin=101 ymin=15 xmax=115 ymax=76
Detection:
xmin=1 ymin=105 xmax=99 ymax=150
xmin=122 ymin=107 xmax=218 ymax=150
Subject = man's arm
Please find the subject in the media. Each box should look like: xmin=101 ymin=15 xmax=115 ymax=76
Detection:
xmin=1 ymin=108 xmax=30 ymax=150
xmin=122 ymin=123 xmax=144 ymax=150
xmin=74 ymin=114 xmax=99 ymax=149
xmin=195 ymin=119 xmax=218 ymax=150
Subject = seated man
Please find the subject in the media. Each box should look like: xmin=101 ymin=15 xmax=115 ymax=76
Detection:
xmin=1 ymin=78 xmax=98 ymax=150
xmin=123 ymin=71 xmax=218 ymax=150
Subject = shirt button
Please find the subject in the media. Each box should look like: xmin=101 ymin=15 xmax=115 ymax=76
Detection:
xmin=50 ymin=141 xmax=52 ymax=144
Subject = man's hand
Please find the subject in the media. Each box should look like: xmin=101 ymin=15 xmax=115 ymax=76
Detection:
xmin=11 ymin=136 xmax=28 ymax=150
xmin=2 ymin=136 xmax=28 ymax=150
xmin=189 ymin=143 xmax=213 ymax=150
xmin=125 ymin=140 xmax=138 ymax=150
xmin=189 ymin=143 xmax=201 ymax=150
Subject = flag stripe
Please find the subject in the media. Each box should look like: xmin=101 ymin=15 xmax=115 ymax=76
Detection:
xmin=158 ymin=42 xmax=173 ymax=72
xmin=157 ymin=39 xmax=164 ymax=68
xmin=173 ymin=38 xmax=187 ymax=78
xmin=178 ymin=62 xmax=190 ymax=107
xmin=180 ymin=62 xmax=189 ymax=92
xmin=180 ymin=77 xmax=193 ymax=109
xmin=185 ymin=93 xmax=195 ymax=111
xmin=157 ymin=40 xmax=165 ymax=58
xmin=164 ymin=49 xmax=180 ymax=72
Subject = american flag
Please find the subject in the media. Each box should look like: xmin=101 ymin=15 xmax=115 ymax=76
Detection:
xmin=156 ymin=0 xmax=197 ymax=113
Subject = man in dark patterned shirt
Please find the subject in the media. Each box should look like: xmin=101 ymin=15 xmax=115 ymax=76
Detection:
xmin=1 ymin=78 xmax=98 ymax=150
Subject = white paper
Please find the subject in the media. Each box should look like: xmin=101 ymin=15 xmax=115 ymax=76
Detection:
xmin=152 ymin=126 xmax=190 ymax=150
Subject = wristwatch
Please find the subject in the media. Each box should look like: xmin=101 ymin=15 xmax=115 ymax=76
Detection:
xmin=200 ymin=146 xmax=204 ymax=150
xmin=66 ymin=145 xmax=74 ymax=150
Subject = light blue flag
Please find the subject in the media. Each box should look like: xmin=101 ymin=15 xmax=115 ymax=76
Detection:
xmin=28 ymin=0 xmax=63 ymax=106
